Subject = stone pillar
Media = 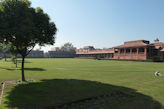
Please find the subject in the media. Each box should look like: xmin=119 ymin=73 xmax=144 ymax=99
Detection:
xmin=118 ymin=49 xmax=121 ymax=57
xmin=144 ymin=47 xmax=147 ymax=55
xmin=137 ymin=48 xmax=139 ymax=54
xmin=145 ymin=47 xmax=147 ymax=60
xmin=118 ymin=49 xmax=120 ymax=59
xmin=118 ymin=49 xmax=120 ymax=54
xmin=130 ymin=48 xmax=132 ymax=55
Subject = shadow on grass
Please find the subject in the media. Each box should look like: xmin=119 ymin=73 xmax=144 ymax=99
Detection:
xmin=2 ymin=59 xmax=32 ymax=63
xmin=4 ymin=79 xmax=163 ymax=109
xmin=24 ymin=68 xmax=46 ymax=71
xmin=0 ymin=67 xmax=45 ymax=71
xmin=17 ymin=60 xmax=32 ymax=63
xmin=0 ymin=67 xmax=18 ymax=71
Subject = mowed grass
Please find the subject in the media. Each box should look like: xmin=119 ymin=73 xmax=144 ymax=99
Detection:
xmin=0 ymin=58 xmax=164 ymax=109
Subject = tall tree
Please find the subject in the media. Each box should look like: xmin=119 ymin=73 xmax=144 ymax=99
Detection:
xmin=61 ymin=42 xmax=76 ymax=51
xmin=0 ymin=0 xmax=57 ymax=81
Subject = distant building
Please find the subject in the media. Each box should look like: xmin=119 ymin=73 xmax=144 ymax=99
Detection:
xmin=48 ymin=50 xmax=76 ymax=58
xmin=0 ymin=50 xmax=44 ymax=58
xmin=152 ymin=42 xmax=164 ymax=59
xmin=77 ymin=39 xmax=164 ymax=60
xmin=114 ymin=40 xmax=152 ymax=60
xmin=0 ymin=53 xmax=10 ymax=58
xmin=17 ymin=50 xmax=44 ymax=58
xmin=48 ymin=46 xmax=77 ymax=58
xmin=76 ymin=47 xmax=114 ymax=59
xmin=83 ymin=46 xmax=95 ymax=50
xmin=44 ymin=52 xmax=50 ymax=58
xmin=26 ymin=50 xmax=44 ymax=58
xmin=114 ymin=39 xmax=164 ymax=60
xmin=51 ymin=47 xmax=60 ymax=51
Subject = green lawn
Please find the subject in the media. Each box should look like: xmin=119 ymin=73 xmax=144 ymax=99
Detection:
xmin=0 ymin=58 xmax=164 ymax=109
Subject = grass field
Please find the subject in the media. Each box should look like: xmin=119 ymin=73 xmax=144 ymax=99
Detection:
xmin=0 ymin=58 xmax=164 ymax=109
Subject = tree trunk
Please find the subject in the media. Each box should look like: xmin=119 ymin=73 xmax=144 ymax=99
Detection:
xmin=16 ymin=57 xmax=17 ymax=68
xmin=15 ymin=55 xmax=17 ymax=68
xmin=21 ymin=56 xmax=25 ymax=81
xmin=4 ymin=53 xmax=6 ymax=61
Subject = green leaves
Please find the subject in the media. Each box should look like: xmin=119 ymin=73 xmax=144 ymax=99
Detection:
xmin=0 ymin=0 xmax=57 ymax=56
xmin=0 ymin=0 xmax=57 ymax=81
xmin=61 ymin=43 xmax=76 ymax=51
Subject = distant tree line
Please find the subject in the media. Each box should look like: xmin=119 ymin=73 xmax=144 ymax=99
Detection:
xmin=59 ymin=42 xmax=76 ymax=51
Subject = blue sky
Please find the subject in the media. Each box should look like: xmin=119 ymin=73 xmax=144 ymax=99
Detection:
xmin=31 ymin=0 xmax=164 ymax=52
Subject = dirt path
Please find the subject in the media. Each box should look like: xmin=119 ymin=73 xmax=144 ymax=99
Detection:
xmin=0 ymin=82 xmax=5 ymax=105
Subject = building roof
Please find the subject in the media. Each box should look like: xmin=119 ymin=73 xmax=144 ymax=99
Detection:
xmin=83 ymin=46 xmax=94 ymax=49
xmin=160 ymin=48 xmax=164 ymax=52
xmin=152 ymin=42 xmax=164 ymax=46
xmin=152 ymin=43 xmax=164 ymax=49
xmin=114 ymin=40 xmax=151 ymax=48
xmin=76 ymin=49 xmax=114 ymax=54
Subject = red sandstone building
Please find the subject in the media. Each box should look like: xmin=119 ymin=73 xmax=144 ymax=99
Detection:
xmin=76 ymin=46 xmax=114 ymax=59
xmin=76 ymin=39 xmax=164 ymax=60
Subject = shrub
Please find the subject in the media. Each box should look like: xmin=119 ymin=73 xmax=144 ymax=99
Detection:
xmin=152 ymin=57 xmax=161 ymax=62
xmin=95 ymin=55 xmax=104 ymax=60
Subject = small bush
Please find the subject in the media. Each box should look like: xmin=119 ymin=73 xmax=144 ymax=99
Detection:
xmin=152 ymin=57 xmax=161 ymax=62
xmin=95 ymin=55 xmax=105 ymax=60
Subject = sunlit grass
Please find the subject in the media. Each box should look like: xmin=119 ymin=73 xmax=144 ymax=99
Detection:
xmin=0 ymin=58 xmax=164 ymax=108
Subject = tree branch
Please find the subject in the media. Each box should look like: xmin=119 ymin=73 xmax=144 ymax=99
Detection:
xmin=26 ymin=45 xmax=35 ymax=55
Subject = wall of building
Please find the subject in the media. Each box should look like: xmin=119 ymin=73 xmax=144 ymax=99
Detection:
xmin=76 ymin=48 xmax=114 ymax=59
xmin=0 ymin=50 xmax=44 ymax=58
xmin=0 ymin=53 xmax=10 ymax=58
xmin=77 ymin=53 xmax=114 ymax=59
xmin=77 ymin=40 xmax=164 ymax=60
xmin=114 ymin=53 xmax=147 ymax=60
xmin=48 ymin=51 xmax=76 ymax=58
xmin=26 ymin=51 xmax=44 ymax=58
xmin=113 ymin=47 xmax=148 ymax=60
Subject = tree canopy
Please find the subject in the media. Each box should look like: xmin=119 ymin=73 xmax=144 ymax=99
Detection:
xmin=61 ymin=42 xmax=76 ymax=51
xmin=0 ymin=0 xmax=57 ymax=81
xmin=0 ymin=0 xmax=57 ymax=57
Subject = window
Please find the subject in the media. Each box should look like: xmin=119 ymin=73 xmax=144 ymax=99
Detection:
xmin=132 ymin=48 xmax=137 ymax=53
xmin=120 ymin=49 xmax=124 ymax=54
xmin=139 ymin=48 xmax=144 ymax=53
xmin=147 ymin=48 xmax=149 ymax=53
xmin=115 ymin=49 xmax=118 ymax=53
xmin=126 ymin=48 xmax=130 ymax=53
